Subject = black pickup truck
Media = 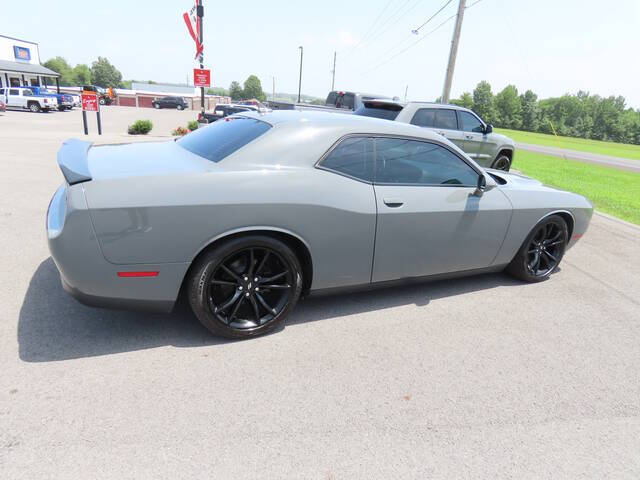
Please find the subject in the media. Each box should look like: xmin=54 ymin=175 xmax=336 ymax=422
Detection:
xmin=267 ymin=91 xmax=393 ymax=113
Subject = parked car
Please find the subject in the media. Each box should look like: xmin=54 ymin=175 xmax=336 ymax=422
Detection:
xmin=152 ymin=96 xmax=189 ymax=110
xmin=0 ymin=87 xmax=57 ymax=112
xmin=48 ymin=111 xmax=592 ymax=339
xmin=26 ymin=86 xmax=74 ymax=111
xmin=354 ymin=100 xmax=515 ymax=171
xmin=197 ymin=104 xmax=255 ymax=123
xmin=82 ymin=85 xmax=114 ymax=105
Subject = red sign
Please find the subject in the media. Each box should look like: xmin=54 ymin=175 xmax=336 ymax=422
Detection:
xmin=82 ymin=93 xmax=99 ymax=112
xmin=193 ymin=68 xmax=211 ymax=87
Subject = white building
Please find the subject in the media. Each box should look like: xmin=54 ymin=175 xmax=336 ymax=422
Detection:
xmin=0 ymin=34 xmax=60 ymax=91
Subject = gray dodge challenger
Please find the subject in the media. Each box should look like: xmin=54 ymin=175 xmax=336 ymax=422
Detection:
xmin=47 ymin=111 xmax=593 ymax=338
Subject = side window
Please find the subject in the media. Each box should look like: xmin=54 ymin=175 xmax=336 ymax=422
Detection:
xmin=326 ymin=92 xmax=337 ymax=105
xmin=9 ymin=89 xmax=19 ymax=95
xmin=410 ymin=108 xmax=436 ymax=128
xmin=458 ymin=111 xmax=484 ymax=133
xmin=374 ymin=138 xmax=479 ymax=186
xmin=433 ymin=109 xmax=458 ymax=130
xmin=319 ymin=137 xmax=373 ymax=182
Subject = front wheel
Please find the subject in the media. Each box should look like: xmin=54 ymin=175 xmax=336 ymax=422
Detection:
xmin=176 ymin=105 xmax=184 ymax=110
xmin=99 ymin=98 xmax=106 ymax=105
xmin=506 ymin=215 xmax=568 ymax=282
xmin=153 ymin=103 xmax=160 ymax=109
xmin=188 ymin=235 xmax=303 ymax=338
xmin=492 ymin=154 xmax=511 ymax=171
xmin=28 ymin=102 xmax=41 ymax=113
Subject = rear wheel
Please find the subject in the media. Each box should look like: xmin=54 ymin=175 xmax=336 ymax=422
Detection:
xmin=176 ymin=104 xmax=184 ymax=110
xmin=506 ymin=215 xmax=568 ymax=282
xmin=154 ymin=103 xmax=160 ymax=109
xmin=28 ymin=102 xmax=41 ymax=113
xmin=492 ymin=154 xmax=511 ymax=171
xmin=188 ymin=235 xmax=303 ymax=338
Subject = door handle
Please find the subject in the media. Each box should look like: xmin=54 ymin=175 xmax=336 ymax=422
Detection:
xmin=465 ymin=134 xmax=474 ymax=139
xmin=383 ymin=198 xmax=404 ymax=208
xmin=436 ymin=131 xmax=446 ymax=136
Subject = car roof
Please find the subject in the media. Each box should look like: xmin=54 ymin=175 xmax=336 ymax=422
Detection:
xmin=235 ymin=109 xmax=444 ymax=140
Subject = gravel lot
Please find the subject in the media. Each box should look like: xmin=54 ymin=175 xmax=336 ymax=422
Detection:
xmin=1 ymin=106 xmax=639 ymax=479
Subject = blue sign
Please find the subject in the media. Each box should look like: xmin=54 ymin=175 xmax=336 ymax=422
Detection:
xmin=14 ymin=46 xmax=31 ymax=61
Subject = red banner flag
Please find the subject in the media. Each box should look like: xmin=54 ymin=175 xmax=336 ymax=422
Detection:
xmin=183 ymin=1 xmax=203 ymax=59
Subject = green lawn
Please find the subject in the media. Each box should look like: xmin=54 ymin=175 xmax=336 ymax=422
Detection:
xmin=496 ymin=128 xmax=640 ymax=161
xmin=512 ymin=151 xmax=640 ymax=225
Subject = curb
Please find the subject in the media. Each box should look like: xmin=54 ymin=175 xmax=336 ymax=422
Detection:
xmin=594 ymin=211 xmax=640 ymax=231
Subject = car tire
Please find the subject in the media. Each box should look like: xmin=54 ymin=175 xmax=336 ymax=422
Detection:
xmin=28 ymin=102 xmax=41 ymax=113
xmin=506 ymin=215 xmax=568 ymax=283
xmin=154 ymin=103 xmax=160 ymax=109
xmin=492 ymin=154 xmax=511 ymax=171
xmin=188 ymin=235 xmax=303 ymax=339
xmin=99 ymin=98 xmax=106 ymax=105
xmin=176 ymin=105 xmax=184 ymax=111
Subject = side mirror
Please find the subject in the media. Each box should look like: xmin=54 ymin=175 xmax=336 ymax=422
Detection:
xmin=484 ymin=124 xmax=493 ymax=134
xmin=474 ymin=174 xmax=487 ymax=197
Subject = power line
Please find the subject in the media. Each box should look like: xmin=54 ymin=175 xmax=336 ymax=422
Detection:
xmin=344 ymin=0 xmax=395 ymax=58
xmin=363 ymin=0 xmax=425 ymax=46
xmin=412 ymin=0 xmax=453 ymax=33
xmin=362 ymin=0 xmax=486 ymax=75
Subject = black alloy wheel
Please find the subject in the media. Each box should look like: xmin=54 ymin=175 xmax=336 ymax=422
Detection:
xmin=492 ymin=155 xmax=511 ymax=171
xmin=188 ymin=236 xmax=302 ymax=338
xmin=506 ymin=215 xmax=568 ymax=282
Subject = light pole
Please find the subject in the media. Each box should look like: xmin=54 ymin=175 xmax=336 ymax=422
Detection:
xmin=331 ymin=51 xmax=336 ymax=91
xmin=297 ymin=46 xmax=303 ymax=103
xmin=441 ymin=0 xmax=466 ymax=104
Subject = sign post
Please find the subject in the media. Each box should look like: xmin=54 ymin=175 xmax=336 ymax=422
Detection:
xmin=81 ymin=92 xmax=101 ymax=135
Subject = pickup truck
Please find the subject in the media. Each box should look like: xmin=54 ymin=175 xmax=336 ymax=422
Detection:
xmin=197 ymin=104 xmax=258 ymax=124
xmin=26 ymin=86 xmax=74 ymax=110
xmin=267 ymin=90 xmax=392 ymax=114
xmin=0 ymin=87 xmax=58 ymax=112
xmin=82 ymin=85 xmax=114 ymax=105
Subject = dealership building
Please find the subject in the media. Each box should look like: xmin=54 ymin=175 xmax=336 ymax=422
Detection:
xmin=0 ymin=34 xmax=60 ymax=91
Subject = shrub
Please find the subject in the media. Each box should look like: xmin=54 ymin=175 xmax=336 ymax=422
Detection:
xmin=187 ymin=120 xmax=199 ymax=131
xmin=127 ymin=119 xmax=153 ymax=135
xmin=171 ymin=126 xmax=190 ymax=136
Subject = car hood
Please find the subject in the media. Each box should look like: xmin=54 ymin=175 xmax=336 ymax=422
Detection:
xmin=87 ymin=141 xmax=216 ymax=181
xmin=489 ymin=132 xmax=515 ymax=145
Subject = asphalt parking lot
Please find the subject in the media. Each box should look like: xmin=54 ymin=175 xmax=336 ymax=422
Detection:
xmin=1 ymin=106 xmax=639 ymax=479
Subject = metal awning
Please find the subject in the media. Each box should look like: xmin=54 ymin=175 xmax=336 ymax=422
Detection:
xmin=0 ymin=59 xmax=60 ymax=77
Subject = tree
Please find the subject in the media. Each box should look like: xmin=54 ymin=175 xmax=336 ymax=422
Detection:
xmin=229 ymin=81 xmax=244 ymax=100
xmin=72 ymin=64 xmax=91 ymax=85
xmin=43 ymin=57 xmax=75 ymax=85
xmin=243 ymin=75 xmax=266 ymax=101
xmin=208 ymin=87 xmax=229 ymax=96
xmin=472 ymin=81 xmax=497 ymax=124
xmin=520 ymin=90 xmax=539 ymax=132
xmin=450 ymin=92 xmax=473 ymax=109
xmin=90 ymin=57 xmax=123 ymax=88
xmin=495 ymin=85 xmax=522 ymax=129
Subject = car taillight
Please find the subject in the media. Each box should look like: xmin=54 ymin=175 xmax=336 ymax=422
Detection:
xmin=197 ymin=113 xmax=203 ymax=120
xmin=44 ymin=99 xmax=48 ymax=103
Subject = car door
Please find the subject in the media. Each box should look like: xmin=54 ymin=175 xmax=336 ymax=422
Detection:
xmin=7 ymin=89 xmax=21 ymax=107
xmin=457 ymin=110 xmax=491 ymax=167
xmin=371 ymin=136 xmax=512 ymax=282
xmin=410 ymin=107 xmax=466 ymax=151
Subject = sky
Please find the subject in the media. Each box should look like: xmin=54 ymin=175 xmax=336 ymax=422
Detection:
xmin=4 ymin=0 xmax=640 ymax=107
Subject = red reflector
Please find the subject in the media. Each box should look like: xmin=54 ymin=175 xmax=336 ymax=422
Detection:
xmin=117 ymin=271 xmax=159 ymax=277
xmin=571 ymin=234 xmax=583 ymax=240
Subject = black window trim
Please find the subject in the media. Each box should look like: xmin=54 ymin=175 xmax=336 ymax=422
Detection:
xmin=315 ymin=133 xmax=483 ymax=186
xmin=456 ymin=109 xmax=486 ymax=133
xmin=410 ymin=107 xmax=460 ymax=130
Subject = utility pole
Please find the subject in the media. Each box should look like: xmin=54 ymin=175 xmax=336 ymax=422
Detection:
xmin=331 ymin=51 xmax=336 ymax=91
xmin=404 ymin=85 xmax=408 ymax=102
xmin=272 ymin=76 xmax=275 ymax=102
xmin=297 ymin=46 xmax=304 ymax=103
xmin=197 ymin=0 xmax=204 ymax=114
xmin=441 ymin=0 xmax=466 ymax=104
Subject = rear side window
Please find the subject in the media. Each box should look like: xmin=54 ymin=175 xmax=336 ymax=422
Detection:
xmin=9 ymin=89 xmax=19 ymax=95
xmin=354 ymin=102 xmax=402 ymax=120
xmin=411 ymin=108 xmax=458 ymax=130
xmin=326 ymin=92 xmax=337 ymax=105
xmin=178 ymin=117 xmax=271 ymax=162
xmin=410 ymin=108 xmax=436 ymax=127
xmin=319 ymin=137 xmax=373 ymax=182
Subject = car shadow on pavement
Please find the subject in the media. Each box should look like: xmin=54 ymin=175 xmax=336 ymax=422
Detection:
xmin=19 ymin=258 xmax=522 ymax=362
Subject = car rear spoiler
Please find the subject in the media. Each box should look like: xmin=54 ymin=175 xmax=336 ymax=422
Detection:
xmin=57 ymin=139 xmax=93 ymax=185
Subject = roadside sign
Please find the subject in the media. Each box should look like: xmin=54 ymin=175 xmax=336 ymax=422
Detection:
xmin=82 ymin=93 xmax=99 ymax=112
xmin=193 ymin=68 xmax=211 ymax=87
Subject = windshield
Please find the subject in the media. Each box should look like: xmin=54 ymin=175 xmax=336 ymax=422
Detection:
xmin=177 ymin=117 xmax=271 ymax=162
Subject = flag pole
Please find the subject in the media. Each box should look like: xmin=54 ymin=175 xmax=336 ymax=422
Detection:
xmin=197 ymin=0 xmax=204 ymax=114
